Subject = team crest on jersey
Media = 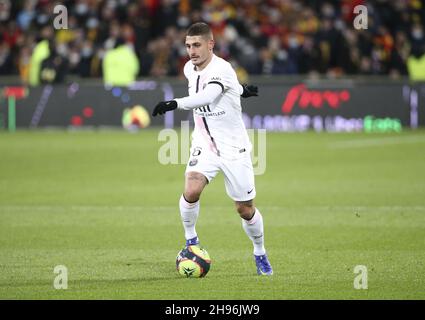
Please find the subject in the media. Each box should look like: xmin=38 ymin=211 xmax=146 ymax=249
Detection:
xmin=189 ymin=159 xmax=198 ymax=166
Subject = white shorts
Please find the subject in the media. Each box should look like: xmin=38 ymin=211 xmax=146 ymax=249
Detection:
xmin=185 ymin=145 xmax=256 ymax=202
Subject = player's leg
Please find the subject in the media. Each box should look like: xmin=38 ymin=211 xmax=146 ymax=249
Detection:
xmin=235 ymin=199 xmax=272 ymax=275
xmin=183 ymin=171 xmax=208 ymax=203
xmin=235 ymin=199 xmax=265 ymax=256
xmin=181 ymin=145 xmax=219 ymax=246
xmin=222 ymin=156 xmax=273 ymax=275
xmin=180 ymin=171 xmax=208 ymax=246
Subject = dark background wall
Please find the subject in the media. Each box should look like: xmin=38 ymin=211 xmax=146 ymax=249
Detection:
xmin=1 ymin=78 xmax=424 ymax=132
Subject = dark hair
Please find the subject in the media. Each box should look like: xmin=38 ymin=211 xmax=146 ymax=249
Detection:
xmin=187 ymin=22 xmax=213 ymax=39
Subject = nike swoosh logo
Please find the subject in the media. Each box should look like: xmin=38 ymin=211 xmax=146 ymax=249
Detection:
xmin=247 ymin=188 xmax=254 ymax=194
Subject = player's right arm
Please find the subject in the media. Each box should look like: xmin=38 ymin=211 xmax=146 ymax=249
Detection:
xmin=174 ymin=84 xmax=222 ymax=110
xmin=152 ymin=61 xmax=223 ymax=116
xmin=151 ymin=83 xmax=222 ymax=116
xmin=175 ymin=60 xmax=224 ymax=110
xmin=151 ymin=61 xmax=258 ymax=117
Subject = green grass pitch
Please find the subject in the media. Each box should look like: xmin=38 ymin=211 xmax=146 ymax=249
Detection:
xmin=0 ymin=129 xmax=424 ymax=299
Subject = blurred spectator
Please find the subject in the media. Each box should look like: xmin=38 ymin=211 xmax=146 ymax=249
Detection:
xmin=0 ymin=0 xmax=424 ymax=81
xmin=0 ymin=0 xmax=11 ymax=22
xmin=18 ymin=46 xmax=32 ymax=84
xmin=39 ymin=40 xmax=68 ymax=84
xmin=407 ymin=44 xmax=425 ymax=81
xmin=2 ymin=21 xmax=23 ymax=49
xmin=102 ymin=37 xmax=139 ymax=86
xmin=28 ymin=26 xmax=53 ymax=86
xmin=0 ymin=40 xmax=12 ymax=74
xmin=17 ymin=0 xmax=36 ymax=31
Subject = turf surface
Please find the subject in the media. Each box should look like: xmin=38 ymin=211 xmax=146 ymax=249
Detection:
xmin=0 ymin=129 xmax=424 ymax=299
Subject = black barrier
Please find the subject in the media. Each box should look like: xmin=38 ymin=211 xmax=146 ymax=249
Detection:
xmin=1 ymin=81 xmax=172 ymax=129
xmin=1 ymin=79 xmax=424 ymax=132
xmin=174 ymin=81 xmax=425 ymax=132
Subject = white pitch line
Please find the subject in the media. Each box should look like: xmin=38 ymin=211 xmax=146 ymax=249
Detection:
xmin=329 ymin=134 xmax=425 ymax=149
xmin=1 ymin=205 xmax=425 ymax=211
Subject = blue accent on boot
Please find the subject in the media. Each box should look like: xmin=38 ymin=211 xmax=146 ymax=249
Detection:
xmin=254 ymin=254 xmax=273 ymax=275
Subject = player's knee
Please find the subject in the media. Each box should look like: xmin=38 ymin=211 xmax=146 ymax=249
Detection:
xmin=235 ymin=202 xmax=255 ymax=219
xmin=183 ymin=189 xmax=201 ymax=203
xmin=184 ymin=172 xmax=207 ymax=202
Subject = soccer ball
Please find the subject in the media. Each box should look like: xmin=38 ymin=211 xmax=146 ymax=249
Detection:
xmin=176 ymin=245 xmax=211 ymax=278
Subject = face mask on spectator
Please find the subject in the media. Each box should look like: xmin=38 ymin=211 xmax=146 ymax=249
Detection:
xmin=36 ymin=13 xmax=49 ymax=25
xmin=86 ymin=17 xmax=99 ymax=29
xmin=82 ymin=46 xmax=93 ymax=58
xmin=322 ymin=4 xmax=335 ymax=18
xmin=57 ymin=43 xmax=68 ymax=57
xmin=334 ymin=19 xmax=345 ymax=31
xmin=288 ymin=36 xmax=299 ymax=49
xmin=0 ymin=0 xmax=11 ymax=21
xmin=412 ymin=28 xmax=423 ymax=40
xmin=70 ymin=51 xmax=80 ymax=65
xmin=76 ymin=3 xmax=89 ymax=15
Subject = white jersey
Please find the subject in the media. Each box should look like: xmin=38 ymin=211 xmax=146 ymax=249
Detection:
xmin=181 ymin=54 xmax=252 ymax=160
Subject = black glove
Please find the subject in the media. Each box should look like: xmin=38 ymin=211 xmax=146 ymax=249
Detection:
xmin=241 ymin=84 xmax=258 ymax=98
xmin=152 ymin=100 xmax=177 ymax=116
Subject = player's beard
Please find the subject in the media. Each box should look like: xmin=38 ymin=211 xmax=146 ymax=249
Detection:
xmin=191 ymin=54 xmax=210 ymax=70
xmin=191 ymin=56 xmax=203 ymax=66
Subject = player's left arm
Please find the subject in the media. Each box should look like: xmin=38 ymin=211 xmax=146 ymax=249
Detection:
xmin=240 ymin=83 xmax=258 ymax=98
xmin=209 ymin=65 xmax=259 ymax=98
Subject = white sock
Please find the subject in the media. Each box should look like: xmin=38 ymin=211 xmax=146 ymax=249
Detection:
xmin=242 ymin=208 xmax=266 ymax=256
xmin=179 ymin=194 xmax=200 ymax=240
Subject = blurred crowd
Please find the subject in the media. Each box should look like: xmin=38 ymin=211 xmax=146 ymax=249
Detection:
xmin=1 ymin=0 xmax=425 ymax=85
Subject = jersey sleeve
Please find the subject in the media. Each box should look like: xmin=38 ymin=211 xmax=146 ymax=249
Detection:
xmin=174 ymin=84 xmax=222 ymax=110
xmin=204 ymin=62 xmax=237 ymax=94
xmin=182 ymin=60 xmax=192 ymax=80
xmin=238 ymin=83 xmax=244 ymax=95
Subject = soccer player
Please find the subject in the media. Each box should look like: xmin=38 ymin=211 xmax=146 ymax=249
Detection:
xmin=152 ymin=22 xmax=273 ymax=275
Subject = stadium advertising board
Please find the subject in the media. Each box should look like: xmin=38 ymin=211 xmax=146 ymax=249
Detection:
xmin=1 ymin=81 xmax=423 ymax=132
xmin=173 ymin=82 xmax=424 ymax=132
